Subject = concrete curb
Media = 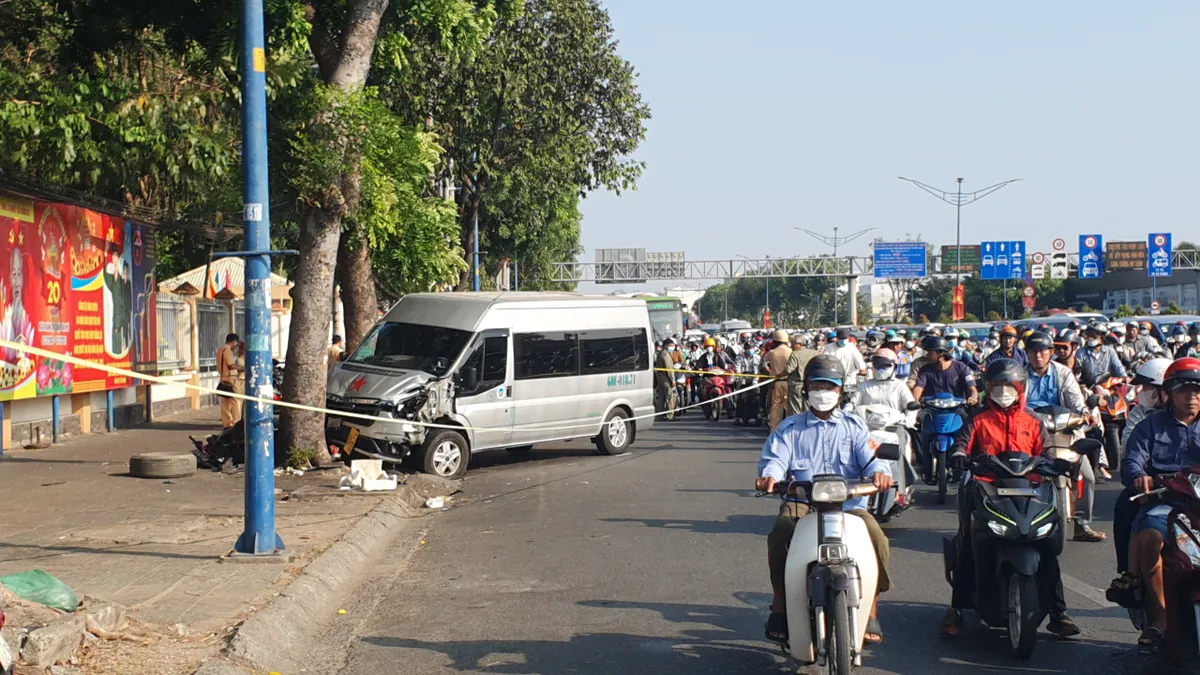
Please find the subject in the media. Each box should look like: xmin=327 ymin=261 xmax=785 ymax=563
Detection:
xmin=222 ymin=489 xmax=427 ymax=674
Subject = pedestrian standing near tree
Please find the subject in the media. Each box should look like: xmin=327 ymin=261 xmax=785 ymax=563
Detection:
xmin=217 ymin=333 xmax=242 ymax=428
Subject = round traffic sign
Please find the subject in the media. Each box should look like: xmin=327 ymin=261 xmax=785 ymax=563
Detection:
xmin=1053 ymin=238 xmax=1066 ymax=251
xmin=1154 ymin=234 xmax=1167 ymax=247
xmin=1031 ymin=252 xmax=1045 ymax=264
xmin=1023 ymin=286 xmax=1035 ymax=298
xmin=1084 ymin=236 xmax=1098 ymax=249
xmin=1151 ymin=300 xmax=1161 ymax=310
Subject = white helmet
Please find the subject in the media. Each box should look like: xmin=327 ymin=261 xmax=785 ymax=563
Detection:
xmin=1132 ymin=357 xmax=1172 ymax=386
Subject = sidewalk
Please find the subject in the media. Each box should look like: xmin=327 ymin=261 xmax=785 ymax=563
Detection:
xmin=0 ymin=408 xmax=396 ymax=672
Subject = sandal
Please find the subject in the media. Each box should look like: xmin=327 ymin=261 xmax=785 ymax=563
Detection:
xmin=1106 ymin=572 xmax=1140 ymax=608
xmin=1073 ymin=526 xmax=1108 ymax=542
xmin=864 ymin=616 xmax=883 ymax=644
xmin=765 ymin=611 xmax=789 ymax=644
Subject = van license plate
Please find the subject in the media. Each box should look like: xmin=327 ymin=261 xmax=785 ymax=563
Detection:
xmin=344 ymin=428 xmax=360 ymax=454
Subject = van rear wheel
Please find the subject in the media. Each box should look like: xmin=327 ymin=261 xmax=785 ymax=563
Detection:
xmin=595 ymin=409 xmax=631 ymax=455
xmin=422 ymin=429 xmax=469 ymax=479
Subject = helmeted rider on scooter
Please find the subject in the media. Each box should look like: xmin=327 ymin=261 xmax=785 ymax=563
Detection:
xmin=911 ymin=335 xmax=980 ymax=473
xmin=940 ymin=358 xmax=1081 ymax=638
xmin=1024 ymin=331 xmax=1106 ymax=543
xmin=859 ymin=347 xmax=917 ymax=426
xmin=756 ymin=355 xmax=894 ymax=646
xmin=1115 ymin=357 xmax=1200 ymax=650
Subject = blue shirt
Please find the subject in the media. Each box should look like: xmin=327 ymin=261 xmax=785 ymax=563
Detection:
xmin=1076 ymin=345 xmax=1127 ymax=384
xmin=985 ymin=346 xmax=1029 ymax=369
xmin=1025 ymin=367 xmax=1061 ymax=411
xmin=757 ymin=409 xmax=889 ymax=511
xmin=895 ymin=351 xmax=912 ymax=379
xmin=1121 ymin=408 xmax=1200 ymax=485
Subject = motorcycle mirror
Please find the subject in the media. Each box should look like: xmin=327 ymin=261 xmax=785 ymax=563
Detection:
xmin=875 ymin=443 xmax=901 ymax=461
xmin=1085 ymin=394 xmax=1100 ymax=408
xmin=905 ymin=401 xmax=922 ymax=411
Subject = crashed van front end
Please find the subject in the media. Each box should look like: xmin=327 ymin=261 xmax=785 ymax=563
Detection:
xmin=324 ymin=364 xmax=455 ymax=463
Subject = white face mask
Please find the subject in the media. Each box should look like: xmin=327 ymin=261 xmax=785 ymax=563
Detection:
xmin=1137 ymin=388 xmax=1162 ymax=408
xmin=705 ymin=347 xmax=714 ymax=355
xmin=1085 ymin=338 xmax=1101 ymax=348
xmin=905 ymin=341 xmax=915 ymax=350
xmin=808 ymin=389 xmax=840 ymax=412
xmin=988 ymin=338 xmax=999 ymax=347
xmin=874 ymin=366 xmax=895 ymax=380
xmin=990 ymin=385 xmax=1019 ymax=408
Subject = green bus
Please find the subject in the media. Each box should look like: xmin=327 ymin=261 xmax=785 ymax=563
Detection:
xmin=644 ymin=297 xmax=685 ymax=342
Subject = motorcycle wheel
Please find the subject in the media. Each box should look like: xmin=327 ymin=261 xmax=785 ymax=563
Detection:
xmin=709 ymin=402 xmax=721 ymax=422
xmin=828 ymin=589 xmax=853 ymax=675
xmin=1007 ymin=571 xmax=1039 ymax=660
xmin=936 ymin=455 xmax=947 ymax=505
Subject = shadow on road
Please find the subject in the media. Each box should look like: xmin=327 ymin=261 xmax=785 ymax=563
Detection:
xmin=600 ymin=514 xmax=770 ymax=536
xmin=883 ymin=525 xmax=954 ymax=556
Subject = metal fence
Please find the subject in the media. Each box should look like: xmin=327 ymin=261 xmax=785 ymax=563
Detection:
xmin=155 ymin=297 xmax=191 ymax=371
xmin=234 ymin=303 xmax=245 ymax=341
xmin=197 ymin=301 xmax=230 ymax=370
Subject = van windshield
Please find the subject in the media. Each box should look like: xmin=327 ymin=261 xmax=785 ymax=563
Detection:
xmin=348 ymin=322 xmax=472 ymax=376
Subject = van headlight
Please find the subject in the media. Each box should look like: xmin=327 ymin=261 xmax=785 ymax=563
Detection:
xmin=1035 ymin=521 xmax=1055 ymax=538
xmin=811 ymin=478 xmax=849 ymax=503
xmin=987 ymin=520 xmax=1011 ymax=537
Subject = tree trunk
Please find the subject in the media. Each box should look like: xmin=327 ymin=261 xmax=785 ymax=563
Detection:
xmin=337 ymin=228 xmax=378 ymax=351
xmin=280 ymin=0 xmax=391 ymax=454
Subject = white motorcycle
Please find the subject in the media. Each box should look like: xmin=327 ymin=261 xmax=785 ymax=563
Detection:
xmin=760 ymin=477 xmax=881 ymax=673
xmin=856 ymin=403 xmax=917 ymax=522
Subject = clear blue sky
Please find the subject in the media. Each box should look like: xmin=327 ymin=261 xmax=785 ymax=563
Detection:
xmin=578 ymin=1 xmax=1199 ymax=292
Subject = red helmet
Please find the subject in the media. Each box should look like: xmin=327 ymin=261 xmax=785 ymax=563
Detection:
xmin=1163 ymin=357 xmax=1200 ymax=391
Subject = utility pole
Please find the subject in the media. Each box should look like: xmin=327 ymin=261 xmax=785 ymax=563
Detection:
xmin=472 ymin=204 xmax=481 ymax=292
xmin=236 ymin=0 xmax=284 ymax=556
xmin=796 ymin=227 xmax=875 ymax=325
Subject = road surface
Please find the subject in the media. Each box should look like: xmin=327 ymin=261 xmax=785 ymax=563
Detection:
xmin=307 ymin=415 xmax=1159 ymax=674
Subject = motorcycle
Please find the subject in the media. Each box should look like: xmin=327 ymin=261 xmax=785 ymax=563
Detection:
xmin=700 ymin=367 xmax=732 ymax=421
xmin=919 ymin=393 xmax=967 ymax=505
xmin=1029 ymin=404 xmax=1102 ymax=538
xmin=1093 ymin=374 xmax=1131 ymax=465
xmin=856 ymin=402 xmax=918 ymax=522
xmin=943 ymin=452 xmax=1064 ymax=659
xmin=759 ymin=477 xmax=881 ymax=673
xmin=734 ymin=368 xmax=763 ymax=426
xmin=665 ymin=364 xmax=687 ymax=421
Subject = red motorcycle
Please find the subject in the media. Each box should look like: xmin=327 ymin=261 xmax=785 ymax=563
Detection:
xmin=700 ymin=367 xmax=732 ymax=421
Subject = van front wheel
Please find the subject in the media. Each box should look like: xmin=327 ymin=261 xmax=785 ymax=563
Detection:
xmin=422 ymin=430 xmax=469 ymax=479
xmin=595 ymin=409 xmax=631 ymax=456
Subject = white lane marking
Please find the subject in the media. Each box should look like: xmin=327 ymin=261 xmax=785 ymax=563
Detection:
xmin=1060 ymin=572 xmax=1116 ymax=608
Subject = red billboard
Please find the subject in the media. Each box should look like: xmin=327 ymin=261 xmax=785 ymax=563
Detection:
xmin=0 ymin=193 xmax=155 ymax=400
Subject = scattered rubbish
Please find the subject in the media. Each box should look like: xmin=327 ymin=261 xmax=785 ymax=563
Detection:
xmin=337 ymin=609 xmax=347 ymax=615
xmin=273 ymin=468 xmax=284 ymax=476
xmin=287 ymin=467 xmax=306 ymax=477
xmin=338 ymin=459 xmax=398 ymax=492
xmin=163 ymin=480 xmax=177 ymax=485
xmin=580 ymin=481 xmax=590 ymax=485
xmin=424 ymin=496 xmax=445 ymax=509
xmin=0 ymin=570 xmax=80 ymax=611
xmin=57 ymin=536 xmax=66 ymax=540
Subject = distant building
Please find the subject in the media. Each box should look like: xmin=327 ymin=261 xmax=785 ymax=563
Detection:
xmin=860 ymin=282 xmax=901 ymax=321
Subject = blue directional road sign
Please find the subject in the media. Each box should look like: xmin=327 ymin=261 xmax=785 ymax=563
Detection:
xmin=1148 ymin=232 xmax=1172 ymax=278
xmin=980 ymin=241 xmax=1026 ymax=280
xmin=873 ymin=242 xmax=927 ymax=279
xmin=1078 ymin=234 xmax=1103 ymax=279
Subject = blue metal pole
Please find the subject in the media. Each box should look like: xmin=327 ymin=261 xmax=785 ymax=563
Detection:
xmin=106 ymin=390 xmax=115 ymax=431
xmin=51 ymin=395 xmax=60 ymax=443
xmin=513 ymin=260 xmax=518 ymax=292
xmin=236 ymin=0 xmax=284 ymax=555
xmin=472 ymin=207 xmax=481 ymax=292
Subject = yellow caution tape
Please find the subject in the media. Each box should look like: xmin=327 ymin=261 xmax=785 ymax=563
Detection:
xmin=653 ymin=367 xmax=775 ymax=379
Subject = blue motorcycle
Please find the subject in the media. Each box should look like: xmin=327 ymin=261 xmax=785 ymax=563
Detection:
xmin=919 ymin=393 xmax=966 ymax=504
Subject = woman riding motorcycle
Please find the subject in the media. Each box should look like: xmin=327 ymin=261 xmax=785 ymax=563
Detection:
xmin=858 ymin=348 xmax=917 ymax=426
xmin=941 ymin=358 xmax=1080 ymax=638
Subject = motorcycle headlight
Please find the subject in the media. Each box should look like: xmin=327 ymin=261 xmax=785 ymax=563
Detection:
xmin=866 ymin=411 xmax=886 ymax=429
xmin=811 ymin=478 xmax=849 ymax=504
xmin=987 ymin=520 xmax=1011 ymax=537
xmin=1036 ymin=521 xmax=1055 ymax=538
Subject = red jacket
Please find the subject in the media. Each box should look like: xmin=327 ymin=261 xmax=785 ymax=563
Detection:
xmin=952 ymin=391 xmax=1050 ymax=457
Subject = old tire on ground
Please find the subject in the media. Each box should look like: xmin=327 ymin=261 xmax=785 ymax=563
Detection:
xmin=422 ymin=429 xmax=470 ymax=480
xmin=595 ymin=409 xmax=631 ymax=455
xmin=129 ymin=452 xmax=197 ymax=479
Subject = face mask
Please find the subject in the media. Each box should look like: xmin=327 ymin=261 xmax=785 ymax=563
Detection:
xmin=905 ymin=341 xmax=915 ymax=350
xmin=874 ymin=366 xmax=895 ymax=380
xmin=990 ymin=385 xmax=1019 ymax=408
xmin=840 ymin=339 xmax=850 ymax=347
xmin=705 ymin=347 xmax=714 ymax=355
xmin=746 ymin=350 xmax=757 ymax=358
xmin=1137 ymin=388 xmax=1163 ymax=408
xmin=666 ymin=346 xmax=675 ymax=352
xmin=808 ymin=389 xmax=840 ymax=412
xmin=989 ymin=338 xmax=998 ymax=347
xmin=1085 ymin=339 xmax=1100 ymax=348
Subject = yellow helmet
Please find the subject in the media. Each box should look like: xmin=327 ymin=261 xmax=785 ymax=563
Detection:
xmin=703 ymin=337 xmax=717 ymax=348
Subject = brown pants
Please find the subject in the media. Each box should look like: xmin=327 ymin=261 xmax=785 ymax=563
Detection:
xmin=768 ymin=381 xmax=789 ymax=430
xmin=220 ymin=380 xmax=244 ymax=428
xmin=768 ymin=501 xmax=892 ymax=599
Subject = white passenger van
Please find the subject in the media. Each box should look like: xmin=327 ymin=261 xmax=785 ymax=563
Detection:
xmin=325 ymin=292 xmax=655 ymax=479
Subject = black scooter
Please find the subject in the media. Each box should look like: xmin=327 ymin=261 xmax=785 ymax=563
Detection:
xmin=943 ymin=451 xmax=1064 ymax=659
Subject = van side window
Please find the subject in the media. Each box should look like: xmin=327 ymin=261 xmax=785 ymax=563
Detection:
xmin=458 ymin=336 xmax=509 ymax=394
xmin=515 ymin=333 xmax=580 ymax=380
xmin=580 ymin=328 xmax=649 ymax=375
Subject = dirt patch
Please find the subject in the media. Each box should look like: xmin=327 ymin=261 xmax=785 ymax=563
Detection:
xmin=74 ymin=623 xmax=222 ymax=675
xmin=69 ymin=516 xmax=240 ymax=545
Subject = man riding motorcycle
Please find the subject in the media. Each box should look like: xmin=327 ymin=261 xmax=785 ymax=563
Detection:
xmin=985 ymin=324 xmax=1028 ymax=368
xmin=1024 ymin=331 xmax=1105 ymax=542
xmin=940 ymin=358 xmax=1081 ymax=638
xmin=1054 ymin=329 xmax=1082 ymax=372
xmin=1118 ymin=357 xmax=1200 ymax=650
xmin=911 ymin=336 xmax=980 ymax=405
xmin=1077 ymin=321 xmax=1128 ymax=385
xmin=756 ymin=355 xmax=893 ymax=646
xmin=859 ymin=348 xmax=917 ymax=426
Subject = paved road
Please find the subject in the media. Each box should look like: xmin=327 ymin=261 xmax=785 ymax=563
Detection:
xmin=309 ymin=415 xmax=1163 ymax=674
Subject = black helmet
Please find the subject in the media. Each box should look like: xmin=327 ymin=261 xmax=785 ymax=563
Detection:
xmin=1067 ymin=320 xmax=1081 ymax=330
xmin=921 ymin=335 xmax=949 ymax=354
xmin=984 ymin=357 xmax=1028 ymax=387
xmin=1084 ymin=320 xmax=1107 ymax=336
xmin=803 ymin=354 xmax=846 ymax=386
xmin=1024 ymin=330 xmax=1054 ymax=352
xmin=1055 ymin=329 xmax=1081 ymax=347
xmin=1190 ymin=323 xmax=1200 ymax=337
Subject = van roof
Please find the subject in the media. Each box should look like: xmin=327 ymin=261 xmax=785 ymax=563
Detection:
xmin=384 ymin=292 xmax=649 ymax=331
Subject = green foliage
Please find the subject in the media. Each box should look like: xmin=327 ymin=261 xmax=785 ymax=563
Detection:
xmin=1163 ymin=301 xmax=1184 ymax=315
xmin=1135 ymin=305 xmax=1146 ymax=314
xmin=1115 ymin=304 xmax=1135 ymax=318
xmin=986 ymin=310 xmax=1002 ymax=322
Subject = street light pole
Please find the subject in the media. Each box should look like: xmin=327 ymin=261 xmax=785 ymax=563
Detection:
xmin=796 ymin=227 xmax=875 ymax=325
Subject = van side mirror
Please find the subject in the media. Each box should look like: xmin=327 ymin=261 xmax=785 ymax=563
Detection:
xmin=906 ymin=401 xmax=922 ymax=412
xmin=460 ymin=367 xmax=479 ymax=392
xmin=1086 ymin=394 xmax=1100 ymax=408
